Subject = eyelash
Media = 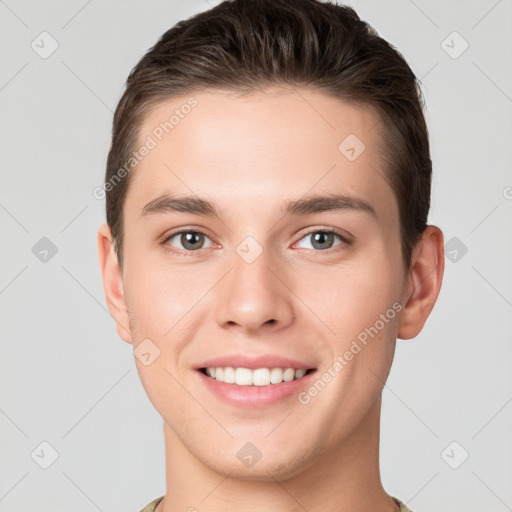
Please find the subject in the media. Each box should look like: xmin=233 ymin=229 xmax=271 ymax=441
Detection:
xmin=160 ymin=227 xmax=352 ymax=256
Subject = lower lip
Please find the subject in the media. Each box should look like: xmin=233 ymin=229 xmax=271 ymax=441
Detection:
xmin=196 ymin=369 xmax=317 ymax=408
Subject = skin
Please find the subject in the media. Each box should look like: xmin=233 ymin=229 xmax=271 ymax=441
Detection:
xmin=98 ymin=87 xmax=444 ymax=512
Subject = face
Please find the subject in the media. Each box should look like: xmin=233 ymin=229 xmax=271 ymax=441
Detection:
xmin=112 ymin=87 xmax=410 ymax=479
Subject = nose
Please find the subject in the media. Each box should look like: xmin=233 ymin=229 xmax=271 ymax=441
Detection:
xmin=214 ymin=244 xmax=294 ymax=334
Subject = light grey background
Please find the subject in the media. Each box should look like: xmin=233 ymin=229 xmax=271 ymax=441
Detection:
xmin=1 ymin=1 xmax=511 ymax=511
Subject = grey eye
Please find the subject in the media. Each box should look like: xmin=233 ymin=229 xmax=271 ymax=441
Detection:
xmin=167 ymin=231 xmax=213 ymax=251
xmin=296 ymin=231 xmax=343 ymax=251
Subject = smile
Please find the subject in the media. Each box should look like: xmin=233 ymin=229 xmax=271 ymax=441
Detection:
xmin=200 ymin=366 xmax=314 ymax=386
xmin=196 ymin=366 xmax=318 ymax=408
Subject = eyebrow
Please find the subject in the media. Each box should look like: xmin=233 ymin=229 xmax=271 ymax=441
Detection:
xmin=282 ymin=194 xmax=376 ymax=218
xmin=140 ymin=193 xmax=377 ymax=219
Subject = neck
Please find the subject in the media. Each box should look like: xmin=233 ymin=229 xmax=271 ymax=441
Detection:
xmin=157 ymin=397 xmax=398 ymax=512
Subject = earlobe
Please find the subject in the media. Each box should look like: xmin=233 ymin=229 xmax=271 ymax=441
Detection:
xmin=97 ymin=224 xmax=133 ymax=344
xmin=397 ymin=225 xmax=445 ymax=340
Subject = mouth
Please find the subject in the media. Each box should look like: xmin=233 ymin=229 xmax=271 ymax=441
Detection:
xmin=196 ymin=365 xmax=318 ymax=408
xmin=198 ymin=366 xmax=316 ymax=386
xmin=193 ymin=354 xmax=318 ymax=407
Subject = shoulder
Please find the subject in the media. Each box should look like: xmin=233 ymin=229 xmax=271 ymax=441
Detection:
xmin=139 ymin=496 xmax=164 ymax=512
xmin=393 ymin=497 xmax=415 ymax=512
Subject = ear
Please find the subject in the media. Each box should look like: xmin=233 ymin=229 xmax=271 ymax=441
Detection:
xmin=397 ymin=225 xmax=445 ymax=340
xmin=97 ymin=224 xmax=133 ymax=344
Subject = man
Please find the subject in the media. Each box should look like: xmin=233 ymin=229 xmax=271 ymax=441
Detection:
xmin=97 ymin=1 xmax=444 ymax=510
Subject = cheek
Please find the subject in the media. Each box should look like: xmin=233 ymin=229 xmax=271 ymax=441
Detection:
xmin=293 ymin=255 xmax=401 ymax=339
xmin=124 ymin=255 xmax=200 ymax=337
xmin=291 ymin=252 xmax=402 ymax=401
xmin=125 ymin=263 xmax=196 ymax=411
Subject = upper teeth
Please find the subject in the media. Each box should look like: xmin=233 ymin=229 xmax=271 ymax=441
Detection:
xmin=205 ymin=367 xmax=308 ymax=386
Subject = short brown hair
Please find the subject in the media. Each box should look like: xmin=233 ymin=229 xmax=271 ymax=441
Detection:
xmin=105 ymin=0 xmax=432 ymax=269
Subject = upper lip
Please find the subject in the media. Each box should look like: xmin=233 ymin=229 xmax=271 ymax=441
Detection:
xmin=194 ymin=355 xmax=316 ymax=370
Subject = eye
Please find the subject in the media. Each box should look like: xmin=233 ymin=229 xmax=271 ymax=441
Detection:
xmin=163 ymin=229 xmax=213 ymax=253
xmin=161 ymin=228 xmax=350 ymax=255
xmin=295 ymin=229 xmax=350 ymax=251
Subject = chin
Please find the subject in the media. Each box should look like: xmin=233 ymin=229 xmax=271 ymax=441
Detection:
xmin=201 ymin=441 xmax=318 ymax=482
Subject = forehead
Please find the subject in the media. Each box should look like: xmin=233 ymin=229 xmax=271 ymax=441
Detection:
xmin=125 ymin=87 xmax=395 ymax=223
